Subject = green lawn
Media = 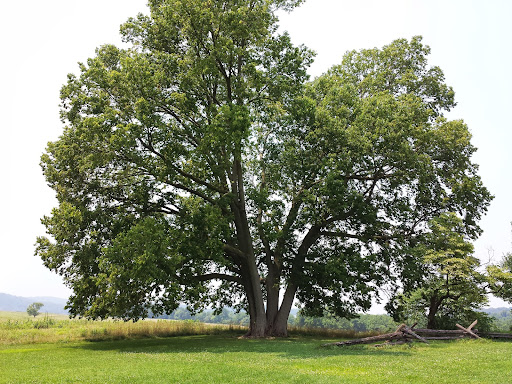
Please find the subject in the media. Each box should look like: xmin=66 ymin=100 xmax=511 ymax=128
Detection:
xmin=1 ymin=311 xmax=510 ymax=383
xmin=1 ymin=336 xmax=511 ymax=383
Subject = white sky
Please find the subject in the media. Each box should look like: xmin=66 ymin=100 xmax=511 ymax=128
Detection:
xmin=1 ymin=0 xmax=511 ymax=310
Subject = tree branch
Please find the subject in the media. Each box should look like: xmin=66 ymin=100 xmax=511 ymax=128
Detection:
xmin=194 ymin=273 xmax=242 ymax=284
xmin=223 ymin=243 xmax=247 ymax=260
xmin=320 ymin=231 xmax=399 ymax=242
xmin=342 ymin=170 xmax=397 ymax=181
xmin=171 ymin=164 xmax=228 ymax=195
xmin=168 ymin=181 xmax=218 ymax=206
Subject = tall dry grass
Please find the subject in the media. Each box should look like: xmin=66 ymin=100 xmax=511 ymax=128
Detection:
xmin=0 ymin=312 xmax=246 ymax=345
xmin=0 ymin=311 xmax=384 ymax=345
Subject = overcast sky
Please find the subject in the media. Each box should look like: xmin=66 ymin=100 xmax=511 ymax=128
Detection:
xmin=1 ymin=0 xmax=511 ymax=309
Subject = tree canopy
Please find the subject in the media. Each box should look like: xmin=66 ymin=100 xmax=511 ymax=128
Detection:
xmin=27 ymin=302 xmax=44 ymax=318
xmin=487 ymin=243 xmax=512 ymax=303
xmin=36 ymin=0 xmax=492 ymax=337
xmin=386 ymin=213 xmax=490 ymax=329
xmin=387 ymin=215 xmax=512 ymax=329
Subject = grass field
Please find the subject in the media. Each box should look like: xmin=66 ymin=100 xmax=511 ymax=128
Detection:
xmin=1 ymin=311 xmax=511 ymax=383
xmin=0 ymin=311 xmax=247 ymax=345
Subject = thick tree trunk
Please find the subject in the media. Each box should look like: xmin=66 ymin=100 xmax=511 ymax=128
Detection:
xmin=427 ymin=296 xmax=441 ymax=329
xmin=243 ymin=254 xmax=267 ymax=337
xmin=244 ymin=295 xmax=267 ymax=337
xmin=247 ymin=228 xmax=319 ymax=337
xmin=270 ymin=309 xmax=291 ymax=337
xmin=241 ymin=263 xmax=268 ymax=338
xmin=244 ymin=282 xmax=297 ymax=338
xmin=245 ymin=308 xmax=292 ymax=337
xmin=264 ymin=266 xmax=280 ymax=334
xmin=232 ymin=163 xmax=314 ymax=338
xmin=248 ymin=314 xmax=267 ymax=337
xmin=271 ymin=283 xmax=297 ymax=337
xmin=231 ymin=187 xmax=268 ymax=336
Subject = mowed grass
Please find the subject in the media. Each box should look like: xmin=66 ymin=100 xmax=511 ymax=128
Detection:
xmin=2 ymin=336 xmax=512 ymax=383
xmin=1 ymin=312 xmax=511 ymax=383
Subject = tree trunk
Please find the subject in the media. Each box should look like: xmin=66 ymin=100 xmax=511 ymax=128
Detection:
xmin=232 ymin=168 xmax=311 ymax=338
xmin=245 ymin=305 xmax=293 ymax=337
xmin=241 ymin=265 xmax=268 ymax=338
xmin=264 ymin=265 xmax=280 ymax=334
xmin=243 ymin=282 xmax=297 ymax=337
xmin=271 ymin=283 xmax=297 ymax=337
xmin=427 ymin=296 xmax=441 ymax=329
xmin=231 ymin=182 xmax=268 ymax=337
xmin=270 ymin=310 xmax=291 ymax=337
xmin=248 ymin=313 xmax=267 ymax=337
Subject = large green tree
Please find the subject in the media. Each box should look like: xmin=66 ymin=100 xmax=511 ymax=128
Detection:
xmin=36 ymin=0 xmax=491 ymax=337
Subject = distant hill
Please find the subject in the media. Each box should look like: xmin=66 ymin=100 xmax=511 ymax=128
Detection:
xmin=482 ymin=307 xmax=512 ymax=315
xmin=0 ymin=293 xmax=68 ymax=314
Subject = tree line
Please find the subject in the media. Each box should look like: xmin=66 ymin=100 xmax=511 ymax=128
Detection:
xmin=155 ymin=306 xmax=512 ymax=332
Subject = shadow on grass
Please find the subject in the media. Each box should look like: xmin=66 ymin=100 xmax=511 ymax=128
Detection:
xmin=70 ymin=334 xmax=415 ymax=359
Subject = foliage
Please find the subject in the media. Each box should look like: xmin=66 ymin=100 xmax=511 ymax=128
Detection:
xmin=157 ymin=306 xmax=250 ymax=325
xmin=291 ymin=313 xmax=397 ymax=332
xmin=36 ymin=0 xmax=492 ymax=337
xmin=483 ymin=227 xmax=512 ymax=328
xmin=487 ymin=252 xmax=512 ymax=303
xmin=483 ymin=307 xmax=512 ymax=332
xmin=26 ymin=302 xmax=44 ymax=318
xmin=386 ymin=213 xmax=492 ymax=329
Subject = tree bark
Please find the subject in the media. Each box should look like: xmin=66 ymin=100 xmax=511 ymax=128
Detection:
xmin=230 ymin=156 xmax=268 ymax=337
xmin=265 ymin=270 xmax=280 ymax=335
xmin=240 ymin=259 xmax=267 ymax=337
xmin=427 ymin=295 xmax=441 ymax=329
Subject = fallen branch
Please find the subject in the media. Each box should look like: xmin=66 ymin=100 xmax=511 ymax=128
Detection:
xmin=324 ymin=332 xmax=402 ymax=347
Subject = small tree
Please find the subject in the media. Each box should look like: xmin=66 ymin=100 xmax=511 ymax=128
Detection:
xmin=387 ymin=213 xmax=490 ymax=329
xmin=27 ymin=302 xmax=44 ymax=318
xmin=486 ymin=243 xmax=512 ymax=331
xmin=487 ymin=250 xmax=512 ymax=303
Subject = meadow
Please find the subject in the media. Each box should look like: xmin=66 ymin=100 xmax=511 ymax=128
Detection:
xmin=1 ymin=311 xmax=511 ymax=383
xmin=0 ymin=311 xmax=247 ymax=345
